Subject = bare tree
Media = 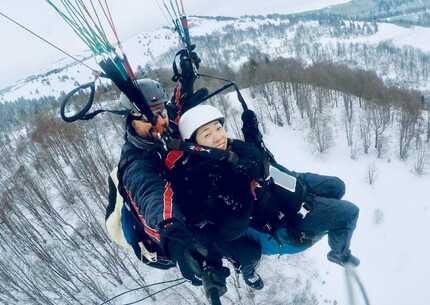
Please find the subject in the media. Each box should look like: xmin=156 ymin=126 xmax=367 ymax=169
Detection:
xmin=359 ymin=109 xmax=372 ymax=154
xmin=367 ymin=162 xmax=378 ymax=185
xmin=255 ymin=82 xmax=284 ymax=126
xmin=427 ymin=112 xmax=430 ymax=143
xmin=291 ymin=82 xmax=308 ymax=120
xmin=278 ymin=81 xmax=293 ymax=125
xmin=414 ymin=140 xmax=427 ymax=175
xmin=343 ymin=93 xmax=354 ymax=146
xmin=371 ymin=104 xmax=391 ymax=155
xmin=308 ymin=113 xmax=333 ymax=153
xmin=399 ymin=110 xmax=418 ymax=160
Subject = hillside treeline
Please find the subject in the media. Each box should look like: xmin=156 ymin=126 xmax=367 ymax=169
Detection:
xmin=160 ymin=18 xmax=430 ymax=93
xmin=0 ymin=95 xmax=316 ymax=303
xmin=1 ymin=54 xmax=429 ymax=303
xmin=1 ymin=56 xmax=428 ymax=159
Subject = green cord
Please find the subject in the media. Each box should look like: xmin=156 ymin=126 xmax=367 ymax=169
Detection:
xmin=74 ymin=0 xmax=111 ymax=50
xmin=61 ymin=0 xmax=100 ymax=51
xmin=65 ymin=0 xmax=108 ymax=52
xmin=88 ymin=0 xmax=110 ymax=46
xmin=45 ymin=0 xmax=125 ymax=78
xmin=46 ymin=0 xmax=113 ymax=54
xmin=46 ymin=0 xmax=98 ymax=52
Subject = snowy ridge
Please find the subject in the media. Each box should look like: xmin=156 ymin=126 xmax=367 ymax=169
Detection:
xmin=322 ymin=22 xmax=430 ymax=52
xmin=2 ymin=12 xmax=430 ymax=103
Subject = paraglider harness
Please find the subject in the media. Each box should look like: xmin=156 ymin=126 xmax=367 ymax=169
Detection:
xmin=55 ymin=9 xmax=312 ymax=255
xmin=3 ymin=4 xmax=371 ymax=305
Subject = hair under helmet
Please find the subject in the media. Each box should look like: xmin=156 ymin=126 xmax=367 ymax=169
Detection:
xmin=178 ymin=104 xmax=225 ymax=140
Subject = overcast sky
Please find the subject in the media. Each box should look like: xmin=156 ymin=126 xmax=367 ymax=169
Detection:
xmin=0 ymin=0 xmax=348 ymax=88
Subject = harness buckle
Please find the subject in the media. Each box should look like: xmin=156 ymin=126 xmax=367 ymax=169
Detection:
xmin=297 ymin=202 xmax=311 ymax=219
xmin=138 ymin=241 xmax=158 ymax=263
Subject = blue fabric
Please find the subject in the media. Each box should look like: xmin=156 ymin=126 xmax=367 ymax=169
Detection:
xmin=244 ymin=228 xmax=309 ymax=255
xmin=121 ymin=205 xmax=139 ymax=245
xmin=266 ymin=171 xmax=358 ymax=256
xmin=292 ymin=195 xmax=359 ymax=255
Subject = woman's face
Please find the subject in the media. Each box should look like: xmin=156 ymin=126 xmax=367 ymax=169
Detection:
xmin=195 ymin=120 xmax=227 ymax=150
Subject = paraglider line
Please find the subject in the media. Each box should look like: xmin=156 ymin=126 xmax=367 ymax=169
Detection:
xmin=98 ymin=277 xmax=187 ymax=305
xmin=124 ymin=280 xmax=188 ymax=305
xmin=0 ymin=10 xmax=101 ymax=74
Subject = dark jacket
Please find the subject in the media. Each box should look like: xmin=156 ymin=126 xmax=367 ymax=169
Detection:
xmin=119 ymin=124 xmax=186 ymax=246
xmin=166 ymin=139 xmax=262 ymax=241
xmin=165 ymin=138 xmax=307 ymax=238
xmin=118 ymin=116 xmax=304 ymax=250
xmin=118 ymin=122 xmax=259 ymax=247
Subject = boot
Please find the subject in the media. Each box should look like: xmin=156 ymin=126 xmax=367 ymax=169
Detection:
xmin=243 ymin=272 xmax=264 ymax=290
xmin=327 ymin=250 xmax=360 ymax=267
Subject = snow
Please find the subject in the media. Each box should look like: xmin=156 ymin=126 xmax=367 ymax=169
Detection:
xmin=2 ymin=3 xmax=430 ymax=303
xmin=260 ymin=117 xmax=430 ymax=305
xmin=323 ymin=22 xmax=430 ymax=52
xmin=3 ymin=15 xmax=430 ymax=103
xmin=188 ymin=18 xmax=235 ymax=36
xmin=214 ymin=87 xmax=430 ymax=305
xmin=122 ymin=28 xmax=179 ymax=69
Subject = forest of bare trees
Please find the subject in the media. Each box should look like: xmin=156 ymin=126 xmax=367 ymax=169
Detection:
xmin=151 ymin=17 xmax=430 ymax=96
xmin=1 ymin=49 xmax=429 ymax=304
xmin=1 ymin=98 xmax=291 ymax=304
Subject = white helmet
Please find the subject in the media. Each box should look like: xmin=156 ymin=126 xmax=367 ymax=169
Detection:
xmin=179 ymin=104 xmax=225 ymax=140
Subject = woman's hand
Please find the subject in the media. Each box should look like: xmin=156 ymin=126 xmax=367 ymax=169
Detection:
xmin=230 ymin=140 xmax=263 ymax=180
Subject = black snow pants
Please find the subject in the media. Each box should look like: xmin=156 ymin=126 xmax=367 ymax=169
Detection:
xmin=192 ymin=228 xmax=262 ymax=277
xmin=273 ymin=172 xmax=359 ymax=256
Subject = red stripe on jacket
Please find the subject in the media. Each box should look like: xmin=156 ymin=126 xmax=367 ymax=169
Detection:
xmin=165 ymin=150 xmax=184 ymax=169
xmin=163 ymin=183 xmax=174 ymax=220
xmin=127 ymin=191 xmax=161 ymax=241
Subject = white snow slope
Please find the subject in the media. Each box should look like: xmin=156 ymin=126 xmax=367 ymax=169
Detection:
xmin=258 ymin=112 xmax=430 ymax=305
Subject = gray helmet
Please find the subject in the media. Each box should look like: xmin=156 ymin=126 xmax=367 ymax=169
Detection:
xmin=119 ymin=78 xmax=169 ymax=112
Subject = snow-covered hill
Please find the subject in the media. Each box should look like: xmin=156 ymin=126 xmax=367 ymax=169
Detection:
xmin=1 ymin=74 xmax=429 ymax=305
xmin=221 ymin=87 xmax=430 ymax=305
xmin=2 ymin=2 xmax=430 ymax=305
xmin=2 ymin=4 xmax=430 ymax=103
xmin=263 ymin=114 xmax=430 ymax=305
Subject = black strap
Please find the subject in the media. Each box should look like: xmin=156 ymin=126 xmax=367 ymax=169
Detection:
xmin=80 ymin=109 xmax=130 ymax=120
xmin=166 ymin=139 xmax=238 ymax=164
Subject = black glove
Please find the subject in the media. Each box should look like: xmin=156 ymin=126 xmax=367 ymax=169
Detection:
xmin=189 ymin=48 xmax=201 ymax=70
xmin=230 ymin=140 xmax=263 ymax=181
xmin=163 ymin=223 xmax=208 ymax=286
xmin=181 ymin=87 xmax=209 ymax=113
xmin=179 ymin=47 xmax=201 ymax=97
xmin=202 ymin=265 xmax=231 ymax=298
xmin=241 ymin=109 xmax=261 ymax=142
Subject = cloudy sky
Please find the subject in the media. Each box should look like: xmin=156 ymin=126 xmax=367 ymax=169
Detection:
xmin=0 ymin=0 xmax=348 ymax=88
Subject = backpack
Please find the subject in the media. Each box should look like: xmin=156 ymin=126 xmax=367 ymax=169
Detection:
xmin=106 ymin=167 xmax=175 ymax=270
